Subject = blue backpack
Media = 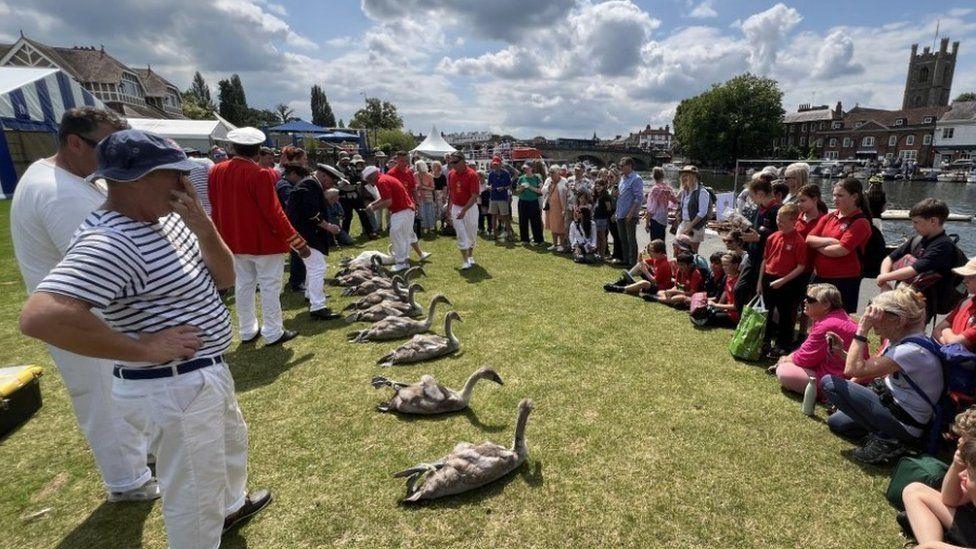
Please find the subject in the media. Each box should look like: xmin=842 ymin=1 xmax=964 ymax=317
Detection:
xmin=898 ymin=336 xmax=976 ymax=454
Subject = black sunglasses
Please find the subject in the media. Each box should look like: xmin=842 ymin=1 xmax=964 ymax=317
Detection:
xmin=74 ymin=133 xmax=100 ymax=148
xmin=803 ymin=295 xmax=817 ymax=304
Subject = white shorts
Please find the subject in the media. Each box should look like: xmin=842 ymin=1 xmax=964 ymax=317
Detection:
xmin=676 ymin=221 xmax=705 ymax=243
xmin=452 ymin=204 xmax=479 ymax=250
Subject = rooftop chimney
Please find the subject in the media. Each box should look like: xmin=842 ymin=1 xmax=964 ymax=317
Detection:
xmin=941 ymin=37 xmax=949 ymax=53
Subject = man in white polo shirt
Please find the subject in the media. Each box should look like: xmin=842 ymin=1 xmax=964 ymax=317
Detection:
xmin=10 ymin=107 xmax=159 ymax=502
xmin=20 ymin=130 xmax=272 ymax=547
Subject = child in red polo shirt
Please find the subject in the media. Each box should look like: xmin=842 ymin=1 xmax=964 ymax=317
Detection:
xmin=758 ymin=203 xmax=809 ymax=356
xmin=654 ymin=252 xmax=703 ymax=308
xmin=603 ymin=239 xmax=673 ymax=296
xmin=934 ymin=258 xmax=976 ymax=351
xmin=693 ymin=252 xmax=743 ymax=327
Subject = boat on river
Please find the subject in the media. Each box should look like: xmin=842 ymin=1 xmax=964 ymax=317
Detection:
xmin=881 ymin=209 xmax=973 ymax=222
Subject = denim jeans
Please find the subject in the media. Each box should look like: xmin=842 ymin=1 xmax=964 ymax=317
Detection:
xmin=821 ymin=375 xmax=917 ymax=444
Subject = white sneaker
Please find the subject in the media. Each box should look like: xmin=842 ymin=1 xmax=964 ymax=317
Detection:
xmin=467 ymin=257 xmax=476 ymax=266
xmin=419 ymin=252 xmax=432 ymax=261
xmin=107 ymin=478 xmax=161 ymax=502
xmin=390 ymin=263 xmax=409 ymax=272
xmin=460 ymin=261 xmax=472 ymax=270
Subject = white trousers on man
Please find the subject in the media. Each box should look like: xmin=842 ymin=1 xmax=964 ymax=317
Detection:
xmin=233 ymin=254 xmax=285 ymax=342
xmin=452 ymin=204 xmax=479 ymax=250
xmin=303 ymin=248 xmax=328 ymax=312
xmin=47 ymin=345 xmax=150 ymax=492
xmin=389 ymin=209 xmax=417 ymax=264
xmin=113 ymin=363 xmax=247 ymax=549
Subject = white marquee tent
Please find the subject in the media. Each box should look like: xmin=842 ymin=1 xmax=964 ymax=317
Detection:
xmin=127 ymin=115 xmax=237 ymax=152
xmin=411 ymin=125 xmax=456 ymax=158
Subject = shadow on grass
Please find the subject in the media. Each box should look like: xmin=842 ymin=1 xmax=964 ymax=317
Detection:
xmin=458 ymin=265 xmax=492 ymax=283
xmin=221 ymin=530 xmax=250 ymax=549
xmin=398 ymin=460 xmax=544 ymax=510
xmin=226 ymin=345 xmax=312 ymax=393
xmin=385 ymin=407 xmax=507 ymax=433
xmin=56 ymin=500 xmax=154 ymax=549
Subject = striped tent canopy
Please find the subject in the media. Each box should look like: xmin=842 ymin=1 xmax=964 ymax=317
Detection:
xmin=0 ymin=66 xmax=103 ymax=132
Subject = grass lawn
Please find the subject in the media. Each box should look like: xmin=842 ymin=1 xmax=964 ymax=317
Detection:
xmin=0 ymin=200 xmax=904 ymax=548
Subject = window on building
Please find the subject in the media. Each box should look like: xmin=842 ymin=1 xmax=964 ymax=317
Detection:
xmin=824 ymin=151 xmax=839 ymax=160
xmin=906 ymin=135 xmax=916 ymax=146
xmin=800 ymin=136 xmax=807 ymax=146
xmin=888 ymin=135 xmax=897 ymax=146
xmin=923 ymin=116 xmax=933 ymax=124
xmin=855 ymin=120 xmax=866 ymax=128
xmin=801 ymin=123 xmax=807 ymax=132
xmin=843 ymin=137 xmax=853 ymax=148
xmin=919 ymin=67 xmax=930 ymax=83
xmin=816 ymin=138 xmax=823 ymax=147
xmin=118 ymin=72 xmax=145 ymax=105
xmin=819 ymin=122 xmax=825 ymax=131
xmin=789 ymin=125 xmax=795 ymax=133
xmin=923 ymin=134 xmax=932 ymax=145
xmin=895 ymin=118 xmax=904 ymax=126
xmin=832 ymin=121 xmax=842 ymax=129
xmin=943 ymin=127 xmax=955 ymax=139
xmin=862 ymin=136 xmax=875 ymax=147
xmin=899 ymin=150 xmax=918 ymax=161
xmin=829 ymin=138 xmax=838 ymax=147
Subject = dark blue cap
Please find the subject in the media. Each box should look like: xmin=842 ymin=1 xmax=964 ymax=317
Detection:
xmin=91 ymin=129 xmax=198 ymax=182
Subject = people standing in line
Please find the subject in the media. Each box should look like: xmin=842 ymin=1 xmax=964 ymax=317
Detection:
xmin=19 ymin=130 xmax=272 ymax=548
xmin=515 ymin=161 xmax=545 ymax=245
xmin=569 ymin=163 xmax=594 ymax=202
xmin=756 ymin=203 xmax=808 ymax=357
xmin=645 ymin=166 xmax=676 ymax=243
xmin=363 ymin=166 xmax=430 ymax=271
xmin=414 ymin=159 xmax=437 ymax=237
xmin=432 ymin=160 xmax=449 ymax=231
xmin=614 ymin=157 xmax=644 ymax=267
xmin=337 ymin=153 xmax=376 ymax=239
xmin=209 ymin=127 xmax=309 ymax=346
xmin=447 ymin=152 xmax=481 ymax=270
xmin=794 ymin=183 xmax=827 ymax=238
xmin=387 ymin=151 xmax=419 ymax=233
xmin=275 ymin=163 xmax=310 ymax=293
xmin=806 ymin=178 xmax=873 ymax=313
xmin=10 ymin=107 xmax=158 ymax=503
xmin=487 ymin=156 xmax=514 ymax=241
xmin=782 ymin=162 xmax=809 ymax=203
xmin=184 ymin=148 xmax=214 ymax=216
xmin=672 ymin=165 xmax=710 ymax=255
xmin=734 ymin=175 xmax=781 ymax=313
xmin=544 ymin=166 xmax=570 ymax=253
xmin=285 ymin=166 xmax=344 ymax=321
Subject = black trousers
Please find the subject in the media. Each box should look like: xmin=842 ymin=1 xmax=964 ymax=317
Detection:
xmin=607 ymin=217 xmax=624 ymax=261
xmin=761 ymin=274 xmax=807 ymax=349
xmin=517 ymin=199 xmax=544 ymax=243
xmin=812 ymin=275 xmax=862 ymax=314
xmin=340 ymin=196 xmax=374 ymax=236
xmin=734 ymin=258 xmax=760 ymax=314
xmin=647 ymin=218 xmax=667 ymax=242
xmin=288 ymin=249 xmax=306 ymax=290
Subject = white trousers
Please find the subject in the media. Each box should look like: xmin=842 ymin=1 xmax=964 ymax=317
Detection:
xmin=113 ymin=363 xmax=247 ymax=549
xmin=234 ymin=254 xmax=285 ymax=342
xmin=389 ymin=209 xmax=417 ymax=263
xmin=47 ymin=345 xmax=151 ymax=492
xmin=452 ymin=204 xmax=479 ymax=250
xmin=303 ymin=248 xmax=328 ymax=312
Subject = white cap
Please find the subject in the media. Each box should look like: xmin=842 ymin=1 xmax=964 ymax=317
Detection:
xmin=227 ymin=127 xmax=266 ymax=145
xmin=361 ymin=166 xmax=380 ymax=181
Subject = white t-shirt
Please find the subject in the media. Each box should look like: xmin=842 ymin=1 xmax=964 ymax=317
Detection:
xmin=884 ymin=334 xmax=944 ymax=435
xmin=10 ymin=158 xmax=107 ymax=292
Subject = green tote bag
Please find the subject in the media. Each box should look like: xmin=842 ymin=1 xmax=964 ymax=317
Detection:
xmin=729 ymin=295 xmax=768 ymax=361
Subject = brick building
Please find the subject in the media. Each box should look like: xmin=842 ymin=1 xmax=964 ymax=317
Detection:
xmin=819 ymin=104 xmax=948 ymax=165
xmin=778 ymin=103 xmax=838 ymax=156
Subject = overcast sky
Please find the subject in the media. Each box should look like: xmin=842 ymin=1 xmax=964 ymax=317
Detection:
xmin=2 ymin=1 xmax=974 ymax=138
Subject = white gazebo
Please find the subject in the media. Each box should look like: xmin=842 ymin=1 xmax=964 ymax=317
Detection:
xmin=411 ymin=125 xmax=456 ymax=158
xmin=127 ymin=114 xmax=237 ymax=151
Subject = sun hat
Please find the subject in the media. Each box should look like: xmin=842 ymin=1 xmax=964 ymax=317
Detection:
xmin=374 ymin=150 xmax=387 ymax=158
xmin=316 ymin=163 xmax=345 ymax=180
xmin=226 ymin=127 xmax=266 ymax=145
xmin=361 ymin=166 xmax=380 ymax=181
xmin=953 ymin=257 xmax=976 ymax=277
xmin=352 ymin=154 xmax=365 ymax=164
xmin=91 ymin=129 xmax=198 ymax=182
xmin=679 ymin=165 xmax=699 ymax=175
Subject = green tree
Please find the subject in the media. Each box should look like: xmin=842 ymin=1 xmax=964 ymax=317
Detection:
xmin=349 ymin=97 xmax=403 ymax=130
xmin=375 ymin=128 xmax=416 ymax=153
xmin=274 ymin=103 xmax=295 ymax=124
xmin=311 ymin=85 xmax=336 ymax=127
xmin=672 ymin=73 xmax=784 ymax=167
xmin=218 ymin=74 xmax=250 ymax=127
xmin=337 ymin=118 xmax=345 ymax=128
xmin=189 ymin=71 xmax=213 ymax=107
xmin=244 ymin=108 xmax=280 ymax=128
xmin=954 ymin=92 xmax=976 ymax=102
xmin=180 ymin=91 xmax=213 ymax=120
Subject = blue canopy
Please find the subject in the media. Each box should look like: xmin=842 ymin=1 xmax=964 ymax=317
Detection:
xmin=316 ymin=131 xmax=360 ymax=142
xmin=265 ymin=118 xmax=329 ymax=133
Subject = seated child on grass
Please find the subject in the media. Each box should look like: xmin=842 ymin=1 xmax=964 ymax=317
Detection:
xmin=650 ymin=252 xmax=703 ymax=308
xmin=706 ymin=251 xmax=726 ymax=299
xmin=569 ymin=207 xmax=599 ymax=263
xmin=603 ymin=239 xmax=672 ymax=296
xmin=691 ymin=252 xmax=743 ymax=327
xmin=903 ymin=408 xmax=976 ymax=548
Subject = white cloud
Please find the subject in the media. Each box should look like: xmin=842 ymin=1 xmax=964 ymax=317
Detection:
xmin=740 ymin=3 xmax=802 ymax=74
xmin=812 ymin=30 xmax=865 ymax=79
xmin=689 ymin=1 xmax=717 ymax=19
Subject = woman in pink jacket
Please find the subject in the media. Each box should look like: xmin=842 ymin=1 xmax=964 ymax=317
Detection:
xmin=771 ymin=283 xmax=860 ymax=397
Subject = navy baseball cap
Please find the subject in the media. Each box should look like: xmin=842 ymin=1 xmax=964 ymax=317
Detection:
xmin=91 ymin=129 xmax=198 ymax=182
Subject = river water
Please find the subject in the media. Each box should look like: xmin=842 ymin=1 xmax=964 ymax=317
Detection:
xmin=642 ymin=172 xmax=976 ymax=256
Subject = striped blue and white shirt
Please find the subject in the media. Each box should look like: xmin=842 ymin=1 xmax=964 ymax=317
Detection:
xmin=35 ymin=210 xmax=232 ymax=368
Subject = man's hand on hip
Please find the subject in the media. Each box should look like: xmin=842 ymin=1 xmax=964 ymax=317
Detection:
xmin=137 ymin=326 xmax=203 ymax=363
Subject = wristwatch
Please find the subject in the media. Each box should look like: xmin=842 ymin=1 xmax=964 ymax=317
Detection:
xmin=852 ymin=334 xmax=868 ymax=343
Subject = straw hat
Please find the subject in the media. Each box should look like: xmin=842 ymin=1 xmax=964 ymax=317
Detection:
xmin=953 ymin=257 xmax=976 ymax=277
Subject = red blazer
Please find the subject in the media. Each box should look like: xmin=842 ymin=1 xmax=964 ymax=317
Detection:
xmin=208 ymin=157 xmax=304 ymax=255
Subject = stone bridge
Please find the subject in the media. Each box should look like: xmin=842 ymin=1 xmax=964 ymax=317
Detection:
xmin=534 ymin=145 xmax=669 ymax=170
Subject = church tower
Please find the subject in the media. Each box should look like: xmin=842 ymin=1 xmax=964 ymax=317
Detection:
xmin=902 ymin=37 xmax=959 ymax=109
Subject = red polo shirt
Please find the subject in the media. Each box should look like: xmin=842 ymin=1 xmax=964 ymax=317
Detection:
xmin=209 ymin=157 xmax=304 ymax=255
xmin=387 ymin=165 xmax=416 ymax=197
xmin=449 ymin=166 xmax=481 ymax=207
xmin=375 ymin=173 xmax=415 ymax=214
xmin=764 ymin=229 xmax=808 ymax=277
xmin=723 ymin=275 xmax=740 ymax=322
xmin=644 ymin=256 xmax=674 ymax=290
xmin=948 ymin=297 xmax=976 ymax=350
xmin=808 ymin=210 xmax=871 ymax=279
xmin=672 ymin=263 xmax=703 ymax=294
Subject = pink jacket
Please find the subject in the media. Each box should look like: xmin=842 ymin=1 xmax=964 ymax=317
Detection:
xmin=791 ymin=308 xmax=859 ymax=381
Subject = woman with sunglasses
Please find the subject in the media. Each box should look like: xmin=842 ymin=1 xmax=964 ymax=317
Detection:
xmin=770 ymin=284 xmax=859 ymax=394
xmin=821 ymin=285 xmax=944 ymax=464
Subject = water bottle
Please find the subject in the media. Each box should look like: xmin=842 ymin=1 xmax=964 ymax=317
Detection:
xmin=802 ymin=376 xmax=818 ymax=416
